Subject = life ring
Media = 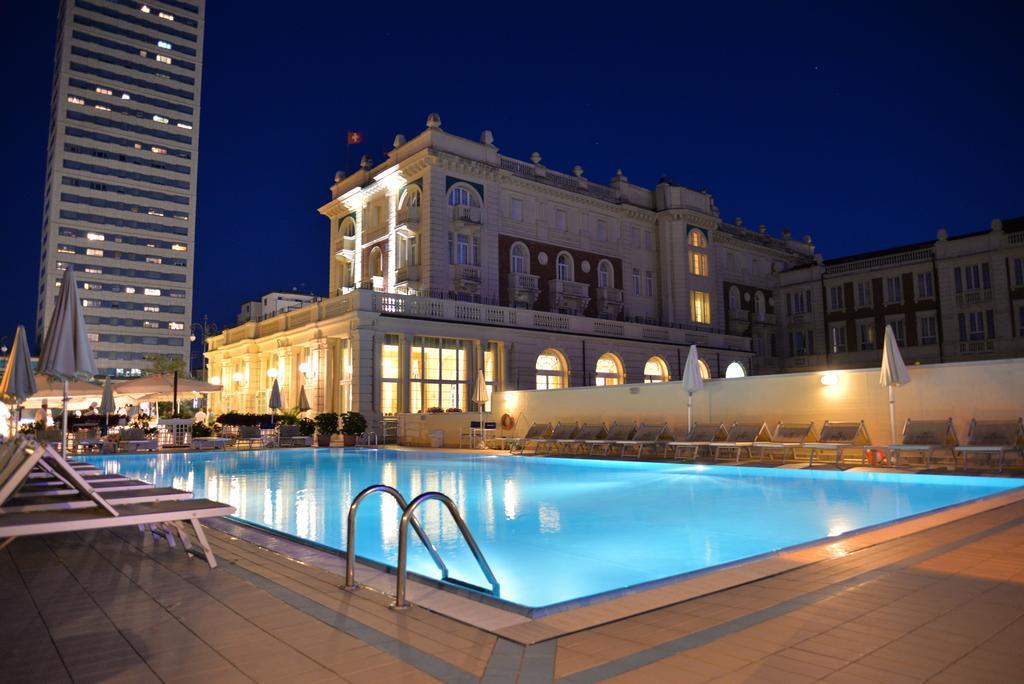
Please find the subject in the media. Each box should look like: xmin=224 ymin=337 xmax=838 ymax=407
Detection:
xmin=500 ymin=413 xmax=515 ymax=430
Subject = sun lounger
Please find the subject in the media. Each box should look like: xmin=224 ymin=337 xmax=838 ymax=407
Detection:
xmin=4 ymin=487 xmax=193 ymax=513
xmin=562 ymin=424 xmax=607 ymax=455
xmin=509 ymin=423 xmax=552 ymax=455
xmin=587 ymin=422 xmax=636 ymax=457
xmin=664 ymin=424 xmax=727 ymax=460
xmin=793 ymin=420 xmax=872 ymax=466
xmin=277 ymin=424 xmax=312 ymax=448
xmin=534 ymin=422 xmax=579 ymax=455
xmin=712 ymin=422 xmax=772 ymax=463
xmin=753 ymin=422 xmax=818 ymax=462
xmin=191 ymin=437 xmax=232 ymax=451
xmin=617 ymin=424 xmax=668 ymax=459
xmin=0 ymin=440 xmax=235 ymax=567
xmin=953 ymin=419 xmax=1024 ymax=471
xmin=885 ymin=419 xmax=959 ymax=468
xmin=117 ymin=427 xmax=158 ymax=452
xmin=235 ymin=425 xmax=270 ymax=449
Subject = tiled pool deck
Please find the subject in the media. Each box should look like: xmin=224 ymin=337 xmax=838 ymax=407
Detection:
xmin=6 ymin=466 xmax=1024 ymax=682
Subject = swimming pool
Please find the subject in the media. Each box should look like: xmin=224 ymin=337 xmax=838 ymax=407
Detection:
xmin=86 ymin=449 xmax=1022 ymax=610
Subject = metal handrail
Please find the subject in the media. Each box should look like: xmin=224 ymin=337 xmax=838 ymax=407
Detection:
xmin=344 ymin=484 xmax=448 ymax=589
xmin=395 ymin=491 xmax=500 ymax=609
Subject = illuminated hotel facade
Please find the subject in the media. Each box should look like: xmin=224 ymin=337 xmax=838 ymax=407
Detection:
xmin=205 ymin=114 xmax=817 ymax=421
xmin=37 ymin=0 xmax=205 ymax=377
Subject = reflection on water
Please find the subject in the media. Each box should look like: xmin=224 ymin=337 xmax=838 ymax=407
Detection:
xmin=85 ymin=450 xmax=1021 ymax=608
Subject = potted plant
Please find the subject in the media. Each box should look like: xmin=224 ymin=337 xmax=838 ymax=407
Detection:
xmin=297 ymin=417 xmax=316 ymax=438
xmin=314 ymin=412 xmax=339 ymax=447
xmin=340 ymin=411 xmax=367 ymax=447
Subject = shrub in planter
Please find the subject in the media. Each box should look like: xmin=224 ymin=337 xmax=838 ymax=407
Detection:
xmin=314 ymin=412 xmax=339 ymax=447
xmin=296 ymin=417 xmax=316 ymax=437
xmin=426 ymin=406 xmax=444 ymax=414
xmin=340 ymin=411 xmax=367 ymax=446
xmin=191 ymin=422 xmax=213 ymax=438
xmin=277 ymin=410 xmax=299 ymax=426
xmin=445 ymin=407 xmax=463 ymax=413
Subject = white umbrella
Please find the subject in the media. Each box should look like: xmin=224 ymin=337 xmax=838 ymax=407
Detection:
xmin=268 ymin=378 xmax=282 ymax=424
xmin=99 ymin=376 xmax=116 ymax=429
xmin=296 ymin=384 xmax=311 ymax=413
xmin=38 ymin=267 xmax=97 ymax=455
xmin=472 ymin=369 xmax=490 ymax=448
xmin=114 ymin=373 xmax=222 ymax=401
xmin=0 ymin=325 xmax=38 ymax=435
xmin=880 ymin=324 xmax=911 ymax=444
xmin=681 ymin=345 xmax=705 ymax=432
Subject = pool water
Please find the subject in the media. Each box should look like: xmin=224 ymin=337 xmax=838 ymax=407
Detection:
xmin=86 ymin=449 xmax=1022 ymax=609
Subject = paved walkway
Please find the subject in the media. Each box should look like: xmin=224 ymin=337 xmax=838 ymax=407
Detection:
xmin=5 ymin=499 xmax=1024 ymax=683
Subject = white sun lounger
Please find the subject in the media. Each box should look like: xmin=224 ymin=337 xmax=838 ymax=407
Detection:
xmin=587 ymin=423 xmax=636 ymax=457
xmin=753 ymin=422 xmax=819 ymax=462
xmin=885 ymin=419 xmax=959 ymax=468
xmin=534 ymin=422 xmax=579 ymax=455
xmin=712 ymin=422 xmax=773 ymax=463
xmin=796 ymin=421 xmax=872 ymax=466
xmin=562 ymin=424 xmax=607 ymax=455
xmin=664 ymin=424 xmax=727 ymax=460
xmin=509 ymin=423 xmax=552 ymax=455
xmin=954 ymin=419 xmax=1024 ymax=472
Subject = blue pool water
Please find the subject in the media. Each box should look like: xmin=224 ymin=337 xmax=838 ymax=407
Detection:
xmin=85 ymin=449 xmax=1021 ymax=609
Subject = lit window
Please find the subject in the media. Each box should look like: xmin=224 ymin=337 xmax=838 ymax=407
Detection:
xmin=147 ymin=210 xmax=164 ymax=217
xmin=140 ymin=4 xmax=151 ymax=12
xmin=158 ymin=11 xmax=174 ymax=20
xmin=724 ymin=361 xmax=746 ymax=379
xmin=82 ymin=299 xmax=92 ymax=307
xmin=155 ymin=54 xmax=172 ymax=64
xmin=124 ymin=287 xmax=136 ymax=293
xmin=595 ymin=353 xmax=623 ymax=386
xmin=168 ymin=322 xmax=184 ymax=330
xmin=87 ymin=333 xmax=99 ymax=342
xmin=95 ymin=87 xmax=112 ymax=95
xmin=144 ymin=305 xmax=159 ymax=312
xmin=68 ymin=96 xmax=85 ymax=105
xmin=690 ymin=290 xmax=711 ymax=324
xmin=84 ymin=267 xmax=101 ymax=274
xmin=689 ymin=251 xmax=709 ymax=276
xmin=143 ymin=321 xmax=159 ymax=329
xmin=86 ymin=248 xmax=103 ymax=256
xmin=144 ymin=288 xmax=161 ymax=296
xmin=157 ymin=40 xmax=172 ymax=49
xmin=176 ymin=123 xmax=192 ymax=130
xmin=133 ymin=143 xmax=142 ymax=149
xmin=86 ymin=232 xmax=104 ymax=241
xmin=58 ymin=246 xmax=75 ymax=254
xmin=688 ymin=229 xmax=708 ymax=248
xmin=535 ymin=349 xmax=567 ymax=390
xmin=94 ymin=104 xmax=111 ymax=111
xmin=170 ymin=244 xmax=187 ymax=251
xmin=146 ymin=256 xmax=162 ymax=264
xmin=151 ymin=146 xmax=167 ymax=154
xmin=121 ymin=93 xmax=130 ymax=100
xmin=643 ymin=357 xmax=670 ymax=383
xmin=510 ymin=243 xmax=528 ymax=274
xmin=138 ymin=50 xmax=148 ymax=57
xmin=152 ymin=115 xmax=169 ymax=124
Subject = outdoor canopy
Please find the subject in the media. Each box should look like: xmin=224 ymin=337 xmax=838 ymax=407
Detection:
xmin=880 ymin=323 xmax=911 ymax=444
xmin=681 ymin=344 xmax=705 ymax=432
xmin=113 ymin=373 xmax=222 ymax=401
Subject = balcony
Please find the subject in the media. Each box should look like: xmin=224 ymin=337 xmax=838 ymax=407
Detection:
xmin=752 ymin=311 xmax=776 ymax=326
xmin=507 ymin=272 xmax=540 ymax=307
xmin=595 ymin=286 xmax=624 ymax=318
xmin=959 ymin=339 xmax=995 ymax=355
xmin=335 ymin=235 xmax=356 ymax=260
xmin=956 ymin=289 xmax=993 ymax=307
xmin=451 ymin=205 xmax=482 ymax=225
xmin=395 ymin=264 xmax=420 ymax=286
xmin=454 ymin=264 xmax=481 ymax=292
xmin=728 ymin=308 xmax=750 ymax=322
xmin=549 ymin=279 xmax=590 ymax=315
xmin=396 ymin=205 xmax=420 ymax=236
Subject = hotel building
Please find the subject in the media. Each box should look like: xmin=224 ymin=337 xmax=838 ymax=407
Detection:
xmin=205 ymin=114 xmax=817 ymax=422
xmin=36 ymin=0 xmax=205 ymax=377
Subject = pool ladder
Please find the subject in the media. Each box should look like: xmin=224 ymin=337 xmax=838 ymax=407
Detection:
xmin=343 ymin=484 xmax=500 ymax=609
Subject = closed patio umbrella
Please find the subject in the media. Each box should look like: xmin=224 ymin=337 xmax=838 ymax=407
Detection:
xmin=472 ymin=369 xmax=489 ymax=448
xmin=0 ymin=325 xmax=37 ymax=435
xmin=268 ymin=378 xmax=282 ymax=424
xmin=296 ymin=384 xmax=310 ymax=413
xmin=682 ymin=345 xmax=705 ymax=432
xmin=880 ymin=324 xmax=911 ymax=444
xmin=99 ymin=376 xmax=116 ymax=429
xmin=38 ymin=267 xmax=97 ymax=456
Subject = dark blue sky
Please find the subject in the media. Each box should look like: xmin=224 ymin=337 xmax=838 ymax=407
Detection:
xmin=3 ymin=1 xmax=1022 ymax=348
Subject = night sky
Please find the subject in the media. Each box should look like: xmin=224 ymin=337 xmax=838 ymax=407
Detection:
xmin=2 ymin=1 xmax=1022 ymax=350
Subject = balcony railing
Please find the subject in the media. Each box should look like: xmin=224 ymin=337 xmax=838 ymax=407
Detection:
xmin=396 ymin=205 xmax=420 ymax=227
xmin=335 ymin=235 xmax=356 ymax=259
xmin=454 ymin=264 xmax=481 ymax=284
xmin=595 ymin=286 xmax=624 ymax=305
xmin=395 ymin=264 xmax=420 ymax=284
xmin=728 ymin=308 xmax=750 ymax=322
xmin=508 ymin=272 xmax=539 ymax=291
xmin=959 ymin=339 xmax=995 ymax=354
xmin=956 ymin=289 xmax=993 ymax=307
xmin=824 ymin=247 xmax=932 ymax=276
xmin=549 ymin=279 xmax=590 ymax=300
xmin=752 ymin=312 xmax=776 ymax=325
xmin=451 ymin=205 xmax=482 ymax=224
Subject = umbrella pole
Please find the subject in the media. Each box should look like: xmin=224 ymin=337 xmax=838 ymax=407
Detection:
xmin=62 ymin=379 xmax=69 ymax=458
xmin=888 ymin=385 xmax=897 ymax=445
xmin=687 ymin=392 xmax=693 ymax=432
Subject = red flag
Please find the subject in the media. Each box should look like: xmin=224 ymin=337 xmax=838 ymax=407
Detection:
xmin=347 ymin=131 xmax=363 ymax=145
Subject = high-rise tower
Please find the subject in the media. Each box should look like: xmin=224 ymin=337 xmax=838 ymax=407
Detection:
xmin=37 ymin=0 xmax=205 ymax=377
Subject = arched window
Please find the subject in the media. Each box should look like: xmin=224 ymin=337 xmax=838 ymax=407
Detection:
xmin=556 ymin=252 xmax=573 ymax=281
xmin=725 ymin=361 xmax=746 ymax=379
xmin=369 ymin=247 xmax=383 ymax=277
xmin=729 ymin=286 xmax=741 ymax=311
xmin=689 ymin=229 xmax=709 ymax=276
xmin=595 ymin=353 xmax=623 ymax=386
xmin=535 ymin=349 xmax=567 ymax=390
xmin=510 ymin=243 xmax=529 ymax=274
xmin=400 ymin=188 xmax=421 ymax=208
xmin=340 ymin=218 xmax=355 ymax=238
xmin=688 ymin=229 xmax=708 ymax=248
xmin=698 ymin=359 xmax=711 ymax=380
xmin=643 ymin=356 xmax=670 ymax=383
xmin=754 ymin=291 xmax=766 ymax=318
xmin=597 ymin=260 xmax=613 ymax=289
xmin=447 ymin=185 xmax=480 ymax=207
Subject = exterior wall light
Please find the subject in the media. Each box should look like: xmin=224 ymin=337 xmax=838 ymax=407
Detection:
xmin=299 ymin=362 xmax=309 ymax=375
xmin=820 ymin=372 xmax=839 ymax=386
xmin=267 ymin=367 xmax=278 ymax=378
xmin=232 ymin=372 xmax=243 ymax=383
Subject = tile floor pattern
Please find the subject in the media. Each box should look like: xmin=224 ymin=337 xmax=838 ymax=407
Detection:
xmin=3 ymin=500 xmax=1024 ymax=683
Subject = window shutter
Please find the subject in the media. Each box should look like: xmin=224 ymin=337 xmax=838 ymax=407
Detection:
xmin=982 ymin=263 xmax=991 ymax=289
xmin=958 ymin=313 xmax=966 ymax=341
xmin=954 ymin=267 xmax=962 ymax=293
xmin=986 ymin=310 xmax=995 ymax=339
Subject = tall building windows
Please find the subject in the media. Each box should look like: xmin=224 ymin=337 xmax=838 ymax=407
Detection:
xmin=409 ymin=337 xmax=468 ymax=412
xmin=554 ymin=208 xmax=567 ymax=231
xmin=632 ymin=268 xmax=641 ymax=295
xmin=955 ymin=263 xmax=990 ymax=292
xmin=510 ymin=243 xmax=528 ymax=273
xmin=643 ymin=356 xmax=670 ymax=383
xmin=688 ymin=229 xmax=708 ymax=277
xmin=828 ymin=285 xmax=845 ymax=311
xmin=556 ymin=252 xmax=573 ymax=281
xmin=595 ymin=353 xmax=623 ymax=386
xmin=535 ymin=349 xmax=567 ymax=390
xmin=1013 ymin=257 xmax=1024 ymax=288
xmin=885 ymin=276 xmax=903 ymax=304
xmin=958 ymin=310 xmax=994 ymax=341
xmin=596 ymin=220 xmax=607 ymax=241
xmin=728 ymin=286 xmax=740 ymax=312
xmin=689 ymin=251 xmax=708 ymax=276
xmin=688 ymin=229 xmax=707 ymax=248
xmin=644 ymin=270 xmax=654 ymax=297
xmin=690 ymin=290 xmax=711 ymax=324
xmin=916 ymin=271 xmax=935 ymax=299
xmin=787 ymin=290 xmax=811 ymax=315
xmin=858 ymin=320 xmax=875 ymax=350
xmin=791 ymin=330 xmax=813 ymax=356
xmin=856 ymin=281 xmax=872 ymax=308
xmin=597 ymin=260 xmax=612 ymax=288
xmin=829 ymin=324 xmax=847 ymax=353
xmin=510 ymin=197 xmax=523 ymax=222
xmin=918 ymin=314 xmax=938 ymax=345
